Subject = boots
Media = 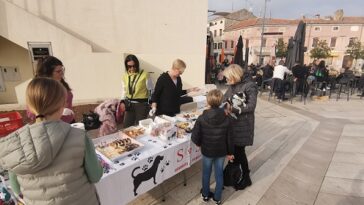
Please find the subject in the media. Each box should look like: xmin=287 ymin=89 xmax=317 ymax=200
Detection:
xmin=234 ymin=170 xmax=252 ymax=191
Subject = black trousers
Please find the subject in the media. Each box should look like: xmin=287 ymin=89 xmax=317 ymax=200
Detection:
xmin=123 ymin=102 xmax=149 ymax=128
xmin=234 ymin=145 xmax=250 ymax=175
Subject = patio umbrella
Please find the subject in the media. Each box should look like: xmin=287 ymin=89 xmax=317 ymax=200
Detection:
xmin=220 ymin=47 xmax=225 ymax=63
xmin=234 ymin=35 xmax=244 ymax=68
xmin=245 ymin=43 xmax=249 ymax=68
xmin=285 ymin=37 xmax=294 ymax=69
xmin=294 ymin=21 xmax=306 ymax=66
xmin=286 ymin=21 xmax=306 ymax=69
xmin=205 ymin=31 xmax=214 ymax=83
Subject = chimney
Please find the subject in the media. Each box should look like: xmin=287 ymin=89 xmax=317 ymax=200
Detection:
xmin=315 ymin=14 xmax=320 ymax=19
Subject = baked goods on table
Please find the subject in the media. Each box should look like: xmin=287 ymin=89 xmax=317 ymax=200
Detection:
xmin=122 ymin=126 xmax=145 ymax=138
xmin=93 ymin=133 xmax=144 ymax=162
xmin=176 ymin=122 xmax=193 ymax=133
xmin=176 ymin=110 xmax=202 ymax=121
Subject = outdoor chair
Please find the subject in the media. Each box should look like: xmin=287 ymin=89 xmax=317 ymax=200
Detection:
xmin=259 ymin=79 xmax=272 ymax=97
xmin=290 ymin=77 xmax=308 ymax=105
xmin=329 ymin=78 xmax=354 ymax=101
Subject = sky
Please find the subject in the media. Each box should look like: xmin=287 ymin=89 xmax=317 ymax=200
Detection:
xmin=208 ymin=0 xmax=364 ymax=19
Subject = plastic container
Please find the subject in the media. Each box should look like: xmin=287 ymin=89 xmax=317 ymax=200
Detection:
xmin=0 ymin=112 xmax=23 ymax=137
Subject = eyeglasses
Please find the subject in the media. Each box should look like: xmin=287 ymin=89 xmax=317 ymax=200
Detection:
xmin=54 ymin=67 xmax=65 ymax=74
xmin=127 ymin=65 xmax=136 ymax=69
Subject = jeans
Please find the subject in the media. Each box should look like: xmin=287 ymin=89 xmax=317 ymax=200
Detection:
xmin=202 ymin=155 xmax=225 ymax=201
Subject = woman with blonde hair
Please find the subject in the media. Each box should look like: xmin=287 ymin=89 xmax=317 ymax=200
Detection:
xmin=0 ymin=78 xmax=103 ymax=205
xmin=223 ymin=64 xmax=258 ymax=190
xmin=150 ymin=59 xmax=199 ymax=116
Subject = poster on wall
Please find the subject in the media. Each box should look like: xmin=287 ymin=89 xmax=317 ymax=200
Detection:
xmin=0 ymin=67 xmax=5 ymax=92
xmin=27 ymin=42 xmax=53 ymax=62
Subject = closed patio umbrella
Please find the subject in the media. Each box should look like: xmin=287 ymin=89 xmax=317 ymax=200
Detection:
xmin=286 ymin=21 xmax=306 ymax=69
xmin=220 ymin=47 xmax=225 ymax=63
xmin=234 ymin=35 xmax=244 ymax=68
xmin=285 ymin=37 xmax=294 ymax=69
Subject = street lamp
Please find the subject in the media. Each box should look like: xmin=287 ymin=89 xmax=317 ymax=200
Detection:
xmin=258 ymin=0 xmax=269 ymax=65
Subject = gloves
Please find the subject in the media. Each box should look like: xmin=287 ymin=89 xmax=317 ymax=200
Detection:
xmin=62 ymin=108 xmax=74 ymax=116
xmin=149 ymin=108 xmax=156 ymax=117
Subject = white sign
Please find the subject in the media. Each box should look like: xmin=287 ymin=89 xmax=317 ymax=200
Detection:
xmin=95 ymin=134 xmax=201 ymax=205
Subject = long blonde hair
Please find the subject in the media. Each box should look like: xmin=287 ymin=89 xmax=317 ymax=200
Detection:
xmin=26 ymin=77 xmax=66 ymax=121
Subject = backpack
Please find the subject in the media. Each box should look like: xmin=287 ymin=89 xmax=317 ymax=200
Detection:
xmin=223 ymin=161 xmax=242 ymax=187
xmin=82 ymin=111 xmax=101 ymax=131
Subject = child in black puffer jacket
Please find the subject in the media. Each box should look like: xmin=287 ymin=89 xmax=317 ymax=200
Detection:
xmin=192 ymin=89 xmax=234 ymax=205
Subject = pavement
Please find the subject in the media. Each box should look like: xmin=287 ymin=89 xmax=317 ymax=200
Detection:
xmin=129 ymin=90 xmax=364 ymax=205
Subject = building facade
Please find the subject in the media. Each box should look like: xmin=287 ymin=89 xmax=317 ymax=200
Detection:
xmin=222 ymin=13 xmax=364 ymax=74
xmin=208 ymin=9 xmax=255 ymax=63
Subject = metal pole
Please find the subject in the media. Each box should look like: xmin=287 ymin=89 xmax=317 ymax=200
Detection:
xmin=259 ymin=0 xmax=267 ymax=65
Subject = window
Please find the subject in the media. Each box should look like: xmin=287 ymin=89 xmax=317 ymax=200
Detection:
xmin=332 ymin=26 xmax=339 ymax=31
xmin=215 ymin=22 xmax=217 ymax=25
xmin=220 ymin=20 xmax=223 ymax=24
xmin=224 ymin=41 xmax=227 ymax=49
xmin=214 ymin=30 xmax=217 ymax=37
xmin=209 ymin=22 xmax=214 ymax=26
xmin=219 ymin=29 xmax=223 ymax=36
xmin=314 ymin=27 xmax=321 ymax=31
xmin=231 ymin=41 xmax=234 ymax=48
xmin=330 ymin=37 xmax=337 ymax=48
xmin=349 ymin=37 xmax=358 ymax=46
xmin=312 ymin=38 xmax=319 ymax=47
xmin=218 ymin=42 xmax=222 ymax=49
xmin=262 ymin=38 xmax=267 ymax=47
xmin=214 ymin=43 xmax=217 ymax=49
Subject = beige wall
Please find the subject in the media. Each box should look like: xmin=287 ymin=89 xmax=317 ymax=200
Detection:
xmin=0 ymin=36 xmax=33 ymax=104
xmin=0 ymin=0 xmax=208 ymax=105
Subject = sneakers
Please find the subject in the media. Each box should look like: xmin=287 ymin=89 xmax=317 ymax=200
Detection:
xmin=201 ymin=193 xmax=209 ymax=202
xmin=213 ymin=198 xmax=222 ymax=205
xmin=200 ymin=191 xmax=214 ymax=202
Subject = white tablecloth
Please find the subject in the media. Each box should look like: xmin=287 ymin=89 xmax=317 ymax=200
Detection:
xmin=95 ymin=134 xmax=201 ymax=205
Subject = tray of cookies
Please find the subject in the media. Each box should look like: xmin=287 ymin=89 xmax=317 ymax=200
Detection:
xmin=93 ymin=132 xmax=144 ymax=162
xmin=122 ymin=126 xmax=146 ymax=139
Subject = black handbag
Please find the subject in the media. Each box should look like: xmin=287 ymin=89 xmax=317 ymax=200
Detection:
xmin=82 ymin=111 xmax=101 ymax=130
xmin=124 ymin=70 xmax=144 ymax=111
xmin=123 ymin=98 xmax=132 ymax=111
xmin=223 ymin=161 xmax=242 ymax=187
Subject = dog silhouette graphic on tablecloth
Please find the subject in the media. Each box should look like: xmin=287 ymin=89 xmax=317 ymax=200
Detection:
xmin=131 ymin=155 xmax=164 ymax=196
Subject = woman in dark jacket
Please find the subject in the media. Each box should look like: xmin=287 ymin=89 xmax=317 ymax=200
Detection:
xmin=150 ymin=59 xmax=198 ymax=116
xmin=223 ymin=64 xmax=258 ymax=190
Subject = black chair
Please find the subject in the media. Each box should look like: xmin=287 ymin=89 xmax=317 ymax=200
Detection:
xmin=331 ymin=75 xmax=355 ymax=101
xmin=290 ymin=77 xmax=308 ymax=105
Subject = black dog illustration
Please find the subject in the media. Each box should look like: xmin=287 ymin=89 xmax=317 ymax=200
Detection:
xmin=131 ymin=155 xmax=164 ymax=196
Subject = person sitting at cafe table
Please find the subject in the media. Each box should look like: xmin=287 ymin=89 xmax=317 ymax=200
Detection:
xmin=150 ymin=59 xmax=199 ymax=117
